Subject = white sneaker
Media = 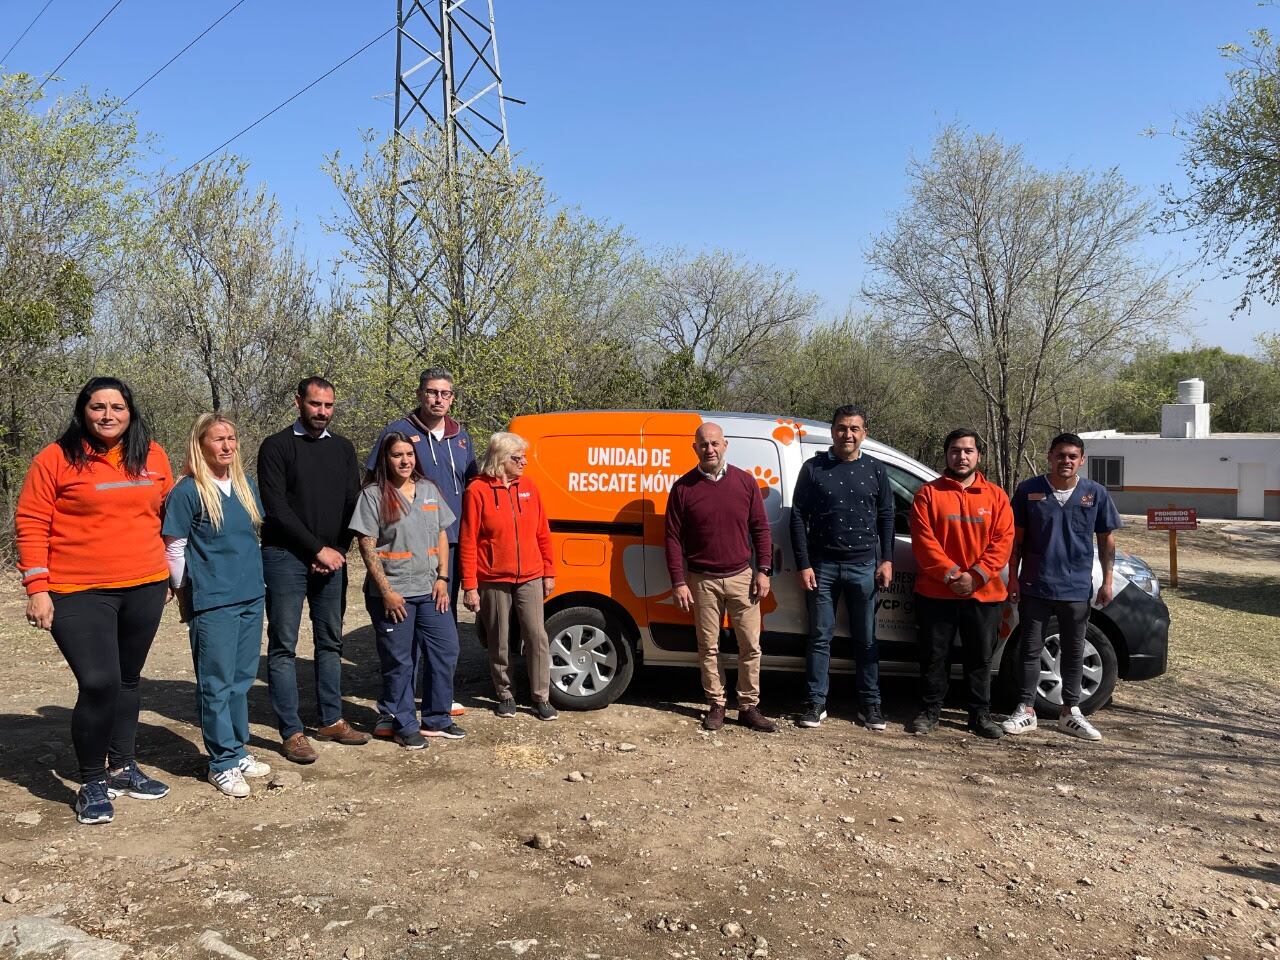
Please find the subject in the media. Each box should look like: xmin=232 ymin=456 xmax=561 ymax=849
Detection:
xmin=1001 ymin=704 xmax=1039 ymax=735
xmin=237 ymin=754 xmax=272 ymax=779
xmin=209 ymin=766 xmax=251 ymax=798
xmin=1058 ymin=707 xmax=1102 ymax=741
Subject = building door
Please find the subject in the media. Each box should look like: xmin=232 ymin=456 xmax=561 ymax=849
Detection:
xmin=1238 ymin=462 xmax=1266 ymax=518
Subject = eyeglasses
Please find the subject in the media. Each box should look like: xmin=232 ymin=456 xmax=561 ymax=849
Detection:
xmin=421 ymin=389 xmax=455 ymax=399
xmin=508 ymin=454 xmax=527 ymax=464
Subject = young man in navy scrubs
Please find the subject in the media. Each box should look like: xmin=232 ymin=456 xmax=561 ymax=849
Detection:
xmin=1003 ymin=433 xmax=1121 ymax=741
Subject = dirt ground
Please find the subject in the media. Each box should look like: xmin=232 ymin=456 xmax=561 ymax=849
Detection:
xmin=1 ymin=520 xmax=1277 ymax=960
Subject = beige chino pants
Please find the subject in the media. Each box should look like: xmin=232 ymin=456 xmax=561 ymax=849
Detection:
xmin=685 ymin=567 xmax=762 ymax=709
xmin=477 ymin=580 xmax=551 ymax=703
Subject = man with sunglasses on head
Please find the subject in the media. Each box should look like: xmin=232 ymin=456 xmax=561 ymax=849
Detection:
xmin=366 ymin=368 xmax=478 ymax=615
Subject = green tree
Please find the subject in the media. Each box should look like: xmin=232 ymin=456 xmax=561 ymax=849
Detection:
xmin=106 ymin=155 xmax=340 ymax=454
xmin=1104 ymin=345 xmax=1280 ymax=433
xmin=865 ymin=126 xmax=1186 ymax=490
xmin=1162 ymin=28 xmax=1280 ymax=313
xmin=0 ymin=74 xmax=147 ymax=556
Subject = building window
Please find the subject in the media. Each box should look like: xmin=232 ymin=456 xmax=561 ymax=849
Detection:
xmin=1089 ymin=456 xmax=1123 ymax=490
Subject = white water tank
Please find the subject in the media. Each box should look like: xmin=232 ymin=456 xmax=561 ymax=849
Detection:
xmin=1161 ymin=376 xmax=1210 ymax=438
xmin=1177 ymin=378 xmax=1205 ymax=405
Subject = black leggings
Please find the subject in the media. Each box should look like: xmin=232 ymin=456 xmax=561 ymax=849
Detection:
xmin=50 ymin=581 xmax=167 ymax=783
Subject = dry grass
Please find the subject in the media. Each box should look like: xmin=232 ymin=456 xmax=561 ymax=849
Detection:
xmin=1117 ymin=521 xmax=1280 ymax=688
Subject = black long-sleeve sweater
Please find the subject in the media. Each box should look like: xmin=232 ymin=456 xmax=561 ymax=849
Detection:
xmin=257 ymin=425 xmax=360 ymax=559
xmin=790 ymin=450 xmax=895 ymax=568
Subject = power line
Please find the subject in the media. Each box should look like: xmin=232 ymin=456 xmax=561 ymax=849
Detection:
xmin=153 ymin=24 xmax=394 ymax=196
xmin=113 ymin=0 xmax=246 ymax=111
xmin=36 ymin=0 xmax=124 ymax=94
xmin=1 ymin=0 xmax=55 ymax=65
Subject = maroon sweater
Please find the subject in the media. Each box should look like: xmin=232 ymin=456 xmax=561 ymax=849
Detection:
xmin=664 ymin=464 xmax=772 ymax=584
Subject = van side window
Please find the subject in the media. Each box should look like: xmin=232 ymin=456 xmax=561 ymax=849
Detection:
xmin=884 ymin=464 xmax=925 ymax=536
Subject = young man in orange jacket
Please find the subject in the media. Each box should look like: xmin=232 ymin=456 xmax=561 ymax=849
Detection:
xmin=907 ymin=429 xmax=1014 ymax=739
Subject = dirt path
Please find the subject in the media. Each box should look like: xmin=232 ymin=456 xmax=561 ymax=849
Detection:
xmin=1 ymin=525 xmax=1278 ymax=960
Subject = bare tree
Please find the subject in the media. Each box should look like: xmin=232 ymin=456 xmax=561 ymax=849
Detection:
xmin=643 ymin=249 xmax=818 ymax=396
xmin=864 ymin=127 xmax=1186 ymax=490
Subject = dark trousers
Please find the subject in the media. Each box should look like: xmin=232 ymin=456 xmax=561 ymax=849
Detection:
xmin=1018 ymin=595 xmax=1091 ymax=709
xmin=366 ymin=593 xmax=460 ymax=734
xmin=914 ymin=593 xmax=1002 ymax=714
xmin=49 ymin=580 xmax=167 ymax=783
xmin=806 ymin=558 xmax=880 ymax=707
xmin=189 ymin=598 xmax=264 ymax=772
xmin=263 ymin=546 xmax=347 ymax=739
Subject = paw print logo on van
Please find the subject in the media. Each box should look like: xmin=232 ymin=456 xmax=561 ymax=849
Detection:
xmin=753 ymin=466 xmax=780 ymax=492
xmin=772 ymin=418 xmax=807 ymax=445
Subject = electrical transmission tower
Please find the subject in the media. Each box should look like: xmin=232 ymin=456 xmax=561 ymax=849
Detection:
xmin=392 ymin=0 xmax=513 ymax=160
xmin=385 ymin=0 xmax=518 ymax=352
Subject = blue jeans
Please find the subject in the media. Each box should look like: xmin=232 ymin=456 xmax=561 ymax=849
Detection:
xmin=366 ymin=592 xmax=460 ymax=734
xmin=806 ymin=558 xmax=880 ymax=707
xmin=263 ymin=546 xmax=347 ymax=738
xmin=189 ymin=598 xmax=264 ymax=772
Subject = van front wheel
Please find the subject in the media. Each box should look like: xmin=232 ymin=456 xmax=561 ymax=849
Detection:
xmin=545 ymin=606 xmax=635 ymax=711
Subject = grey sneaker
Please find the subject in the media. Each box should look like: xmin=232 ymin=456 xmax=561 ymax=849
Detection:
xmin=495 ymin=698 xmax=517 ymax=719
xmin=532 ymin=701 xmax=559 ymax=722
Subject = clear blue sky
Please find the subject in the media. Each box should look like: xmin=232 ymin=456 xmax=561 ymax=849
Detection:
xmin=3 ymin=0 xmax=1277 ymax=352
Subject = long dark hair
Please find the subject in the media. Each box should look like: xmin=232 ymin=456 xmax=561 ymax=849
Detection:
xmin=368 ymin=431 xmax=422 ymax=526
xmin=57 ymin=377 xmax=153 ymax=476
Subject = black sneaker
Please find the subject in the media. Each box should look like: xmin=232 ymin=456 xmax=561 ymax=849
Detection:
xmin=395 ymin=731 xmax=428 ymax=750
xmin=857 ymin=703 xmax=887 ymax=732
xmin=532 ymin=701 xmax=559 ymax=722
xmin=423 ymin=723 xmax=467 ymax=740
xmin=968 ymin=712 xmax=1005 ymax=740
xmin=796 ymin=703 xmax=827 ymax=728
xmin=105 ymin=761 xmax=170 ymax=800
xmin=495 ymin=698 xmax=517 ymax=719
xmin=907 ymin=706 xmax=941 ymax=736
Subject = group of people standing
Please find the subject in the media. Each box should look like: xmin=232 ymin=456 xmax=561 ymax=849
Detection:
xmin=663 ymin=407 xmax=1120 ymax=742
xmin=16 ymin=375 xmax=1117 ymax=827
xmin=16 ymin=369 xmax=557 ymax=824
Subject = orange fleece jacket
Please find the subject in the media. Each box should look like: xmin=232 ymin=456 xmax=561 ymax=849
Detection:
xmin=909 ymin=471 xmax=1013 ymax=602
xmin=16 ymin=441 xmax=174 ymax=595
xmin=458 ymin=474 xmax=555 ymax=590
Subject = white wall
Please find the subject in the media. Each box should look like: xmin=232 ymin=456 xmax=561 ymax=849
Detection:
xmin=1080 ymin=436 xmax=1280 ymax=491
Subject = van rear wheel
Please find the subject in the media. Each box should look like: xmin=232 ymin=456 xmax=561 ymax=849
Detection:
xmin=546 ymin=606 xmax=635 ymax=711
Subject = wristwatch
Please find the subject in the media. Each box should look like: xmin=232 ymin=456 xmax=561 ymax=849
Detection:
xmin=437 ymin=574 xmax=449 ymax=582
xmin=759 ymin=567 xmax=773 ymax=576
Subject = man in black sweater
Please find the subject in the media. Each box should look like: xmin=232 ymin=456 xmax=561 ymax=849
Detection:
xmin=258 ymin=376 xmax=366 ymax=764
xmin=790 ymin=405 xmax=895 ymax=732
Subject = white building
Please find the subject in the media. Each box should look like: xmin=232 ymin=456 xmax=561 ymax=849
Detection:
xmin=1080 ymin=378 xmax=1280 ymax=520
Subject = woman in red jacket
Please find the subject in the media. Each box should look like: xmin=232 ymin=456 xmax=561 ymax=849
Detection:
xmin=16 ymin=377 xmax=174 ymax=825
xmin=459 ymin=431 xmax=557 ymax=721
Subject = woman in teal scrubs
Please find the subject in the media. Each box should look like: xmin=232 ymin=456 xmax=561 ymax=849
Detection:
xmin=163 ymin=413 xmax=272 ymax=797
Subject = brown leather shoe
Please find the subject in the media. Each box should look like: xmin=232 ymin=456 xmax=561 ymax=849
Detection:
xmin=738 ymin=705 xmax=778 ymax=733
xmin=282 ymin=732 xmax=318 ymax=764
xmin=314 ymin=719 xmax=370 ymax=745
xmin=702 ymin=703 xmax=726 ymax=731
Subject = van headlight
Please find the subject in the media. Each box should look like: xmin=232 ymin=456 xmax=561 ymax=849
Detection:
xmin=1115 ymin=552 xmax=1160 ymax=598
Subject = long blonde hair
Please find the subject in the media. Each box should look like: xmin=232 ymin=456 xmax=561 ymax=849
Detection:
xmin=184 ymin=413 xmax=262 ymax=531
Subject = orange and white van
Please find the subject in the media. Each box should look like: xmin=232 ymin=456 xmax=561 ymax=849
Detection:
xmin=509 ymin=410 xmax=1169 ymax=714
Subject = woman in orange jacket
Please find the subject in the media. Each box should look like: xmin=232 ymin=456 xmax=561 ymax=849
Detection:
xmin=16 ymin=377 xmax=174 ymax=825
xmin=459 ymin=431 xmax=557 ymax=721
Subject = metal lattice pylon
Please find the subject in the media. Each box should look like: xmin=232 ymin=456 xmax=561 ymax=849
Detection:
xmin=384 ymin=0 xmax=518 ymax=354
xmin=393 ymin=0 xmax=512 ymax=160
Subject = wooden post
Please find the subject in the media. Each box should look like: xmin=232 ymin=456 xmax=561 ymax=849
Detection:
xmin=1169 ymin=528 xmax=1178 ymax=588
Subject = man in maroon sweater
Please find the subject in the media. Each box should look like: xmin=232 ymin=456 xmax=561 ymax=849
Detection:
xmin=664 ymin=423 xmax=777 ymax=733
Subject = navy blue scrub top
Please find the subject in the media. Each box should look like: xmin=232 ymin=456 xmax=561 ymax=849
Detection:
xmin=1011 ymin=475 xmax=1122 ymax=602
